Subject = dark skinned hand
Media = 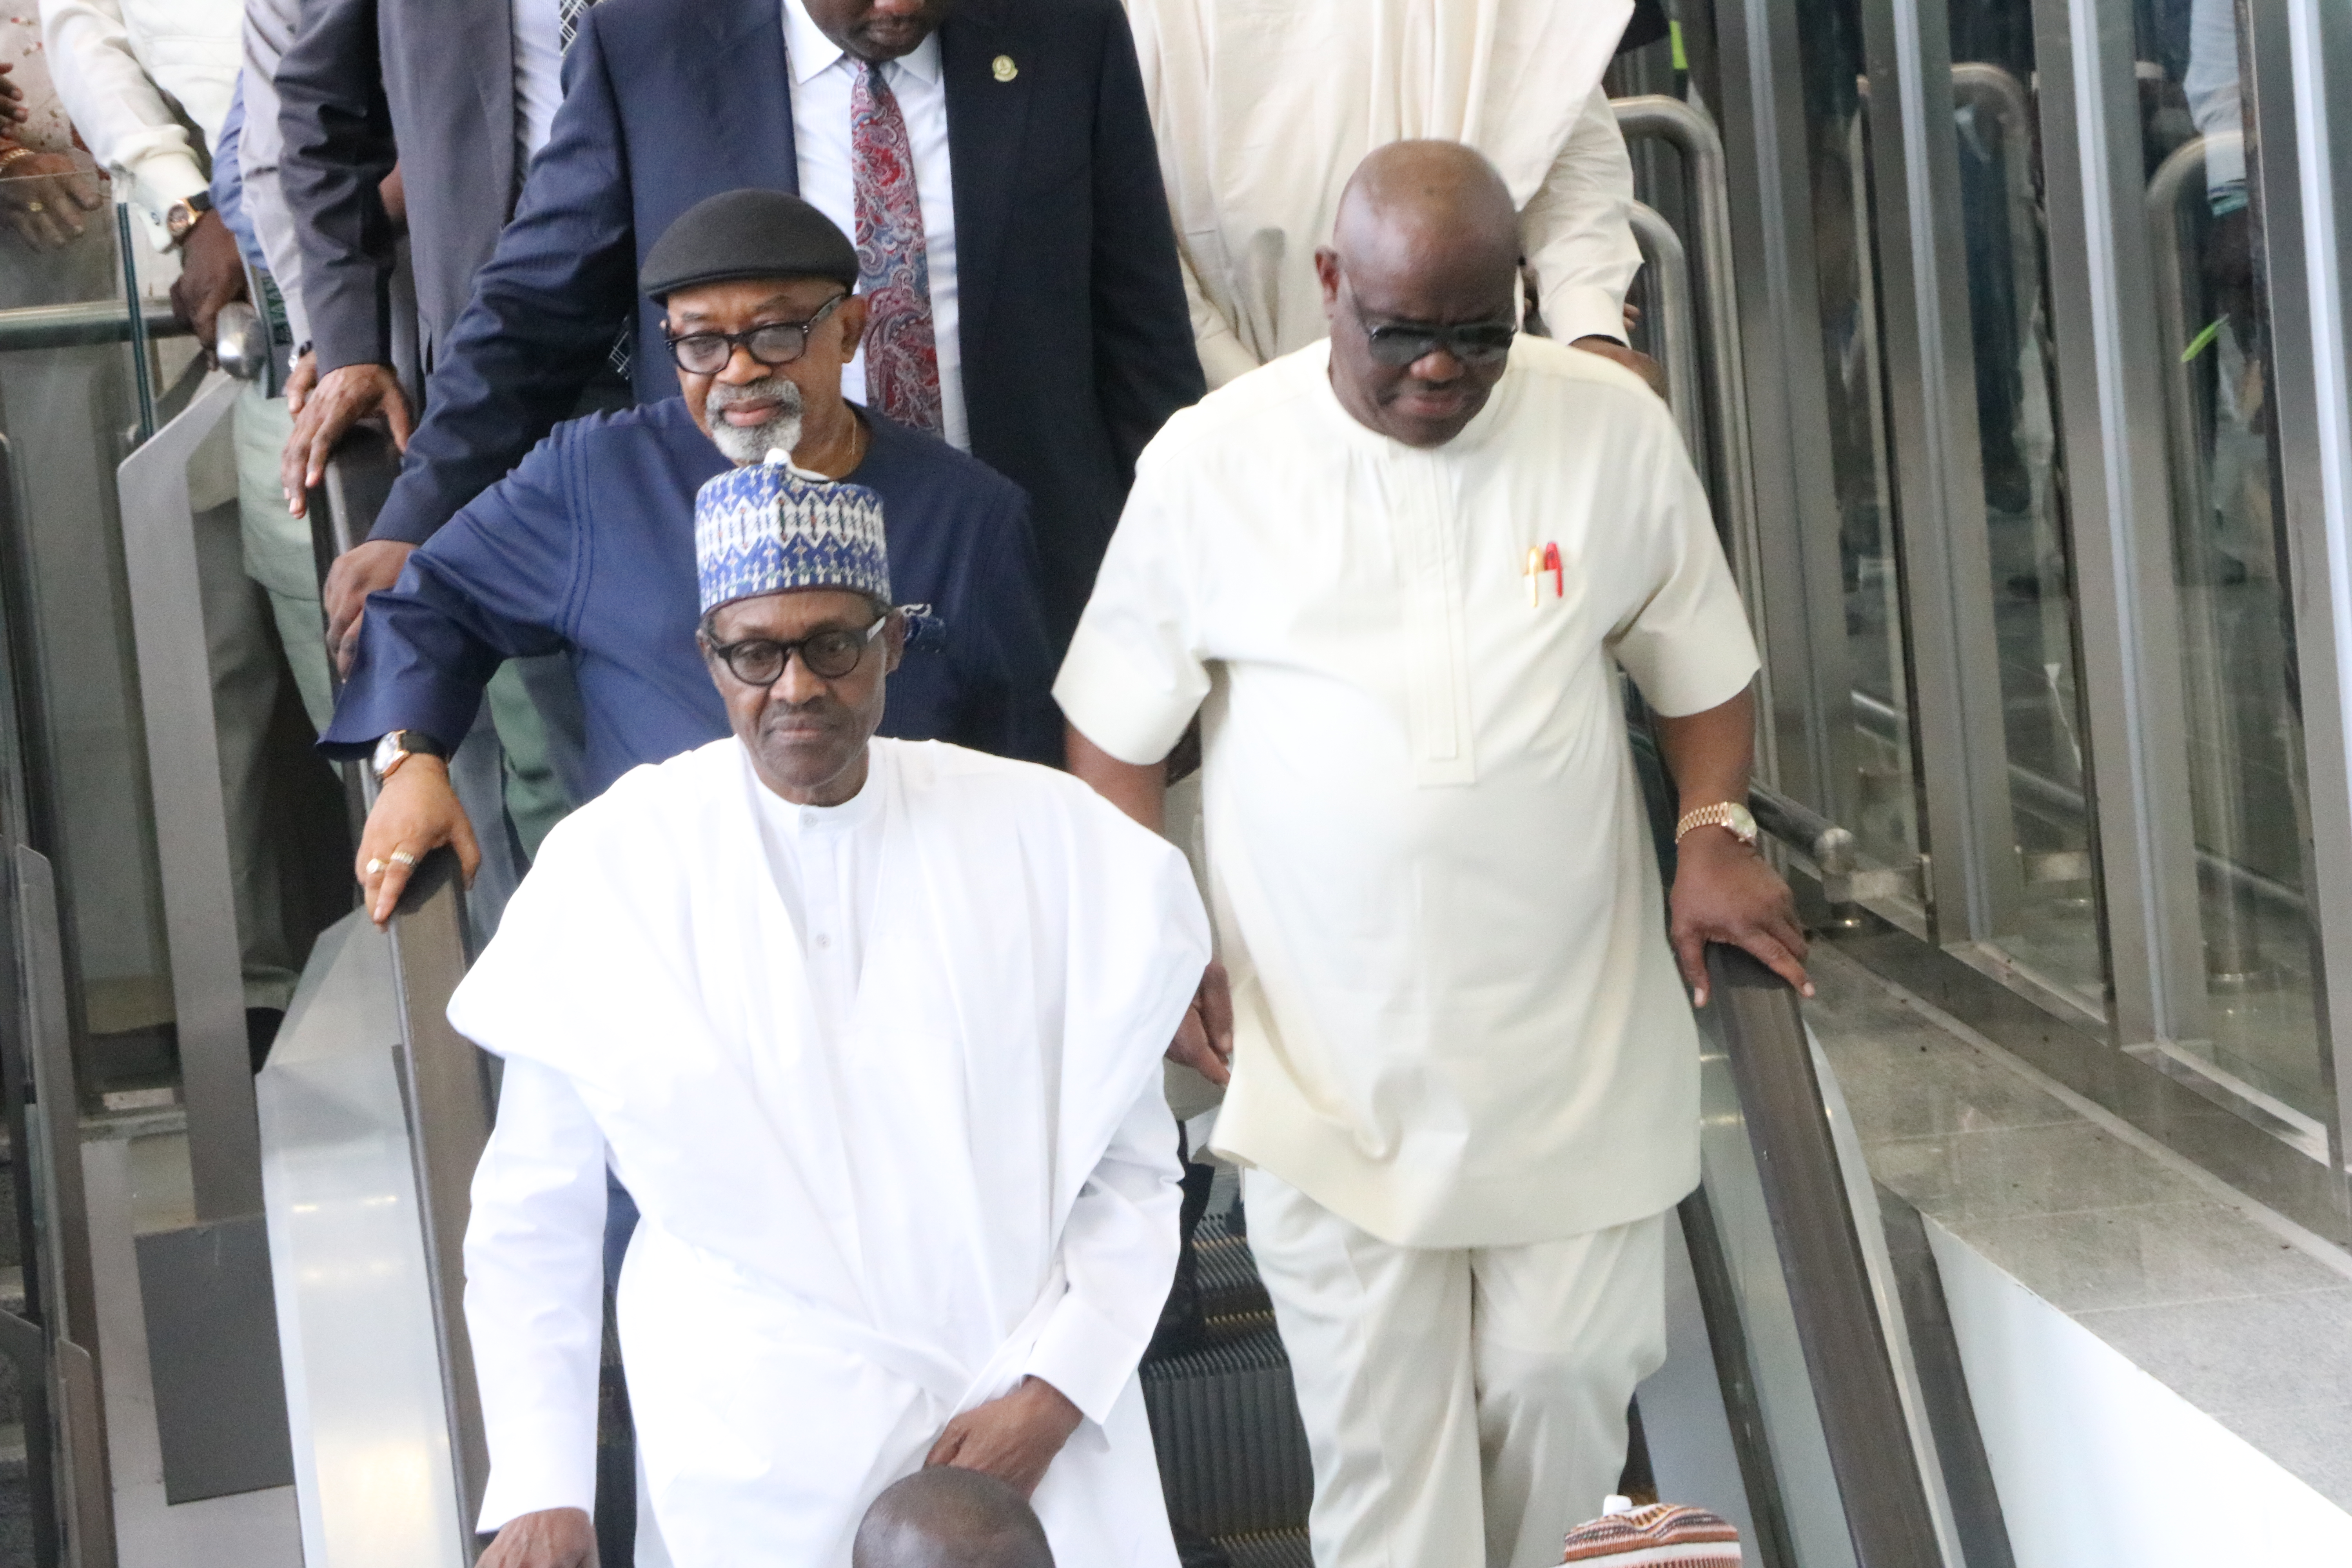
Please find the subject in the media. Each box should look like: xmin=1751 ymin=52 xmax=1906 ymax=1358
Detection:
xmin=282 ymin=364 xmax=414 ymax=521
xmin=0 ymin=148 xmax=104 ymax=251
xmin=477 ymin=1507 xmax=596 ymax=1568
xmin=1669 ymin=826 xmax=1813 ymax=1008
xmin=1166 ymin=961 xmax=1234 ymax=1087
xmin=322 ymin=539 xmax=417 ymax=676
xmin=168 ymin=209 xmax=249 ymax=353
xmin=924 ymin=1377 xmax=1083 ymax=1499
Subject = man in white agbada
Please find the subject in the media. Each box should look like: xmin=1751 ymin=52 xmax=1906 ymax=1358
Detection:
xmin=452 ymin=459 xmax=1210 ymax=1568
xmin=1059 ymin=143 xmax=1812 ymax=1568
xmin=1124 ymin=0 xmax=1655 ymax=394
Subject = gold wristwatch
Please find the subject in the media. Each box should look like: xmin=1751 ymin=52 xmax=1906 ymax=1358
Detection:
xmin=1674 ymin=801 xmax=1759 ymax=847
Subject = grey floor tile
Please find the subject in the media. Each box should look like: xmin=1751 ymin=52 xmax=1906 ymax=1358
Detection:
xmin=2074 ymin=1289 xmax=2352 ymax=1415
xmin=1826 ymin=1040 xmax=2078 ymax=1144
xmin=1867 ymin=1120 xmax=2208 ymax=1223
xmin=1957 ymin=1201 xmax=2349 ymax=1313
xmin=2218 ymin=1401 xmax=2352 ymax=1512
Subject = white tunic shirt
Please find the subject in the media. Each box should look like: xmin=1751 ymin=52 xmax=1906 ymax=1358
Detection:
xmin=457 ymin=738 xmax=1209 ymax=1567
xmin=1125 ymin=0 xmax=1643 ymax=387
xmin=752 ymin=762 xmax=884 ymax=1039
xmin=782 ymin=0 xmax=968 ymax=450
xmin=1054 ymin=338 xmax=1758 ymax=1247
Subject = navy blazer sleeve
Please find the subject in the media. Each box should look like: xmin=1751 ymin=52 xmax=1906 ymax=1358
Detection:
xmin=367 ymin=7 xmax=641 ymax=546
xmin=276 ymin=0 xmax=400 ymax=373
xmin=321 ymin=429 xmax=584 ymax=756
xmin=1085 ymin=6 xmax=1203 ymax=479
xmin=958 ymin=486 xmax=1064 ymax=767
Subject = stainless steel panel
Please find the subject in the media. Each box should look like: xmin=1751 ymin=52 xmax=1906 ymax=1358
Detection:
xmin=18 ymin=848 xmax=116 ymax=1568
xmin=2027 ymin=0 xmax=2210 ymax=1050
xmin=1857 ymin=0 xmax=2025 ymax=945
xmin=112 ymin=372 xmax=265 ymax=1221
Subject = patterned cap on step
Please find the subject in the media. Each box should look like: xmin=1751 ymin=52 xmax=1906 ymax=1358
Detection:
xmin=694 ymin=454 xmax=890 ymax=615
xmin=1561 ymin=1496 xmax=1741 ymax=1566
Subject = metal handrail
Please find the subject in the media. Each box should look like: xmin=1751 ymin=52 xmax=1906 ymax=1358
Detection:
xmin=0 ymin=299 xmax=186 ymax=354
xmin=1614 ymin=96 xmax=1767 ymax=627
xmin=311 ymin=437 xmax=497 ymax=1558
xmin=1627 ymin=201 xmax=1706 ymax=460
xmin=1707 ymin=947 xmax=1950 ymax=1568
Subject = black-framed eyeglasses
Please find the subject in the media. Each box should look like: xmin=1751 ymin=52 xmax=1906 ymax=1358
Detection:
xmin=1361 ymin=316 xmax=1517 ymax=369
xmin=707 ymin=613 xmax=888 ymax=685
xmin=664 ymin=293 xmax=851 ymax=375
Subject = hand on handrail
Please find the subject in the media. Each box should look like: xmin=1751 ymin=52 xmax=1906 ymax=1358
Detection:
xmin=355 ymin=755 xmax=479 ymax=927
xmin=282 ymin=355 xmax=414 ymax=520
xmin=0 ymin=149 xmax=102 ymax=252
xmin=1671 ymin=826 xmax=1813 ymax=1008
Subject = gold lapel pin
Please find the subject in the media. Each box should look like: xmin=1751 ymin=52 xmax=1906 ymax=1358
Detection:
xmin=991 ymin=54 xmax=1018 ymax=82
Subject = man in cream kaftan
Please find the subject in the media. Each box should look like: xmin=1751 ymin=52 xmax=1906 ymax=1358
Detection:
xmin=456 ymin=460 xmax=1210 ymax=1568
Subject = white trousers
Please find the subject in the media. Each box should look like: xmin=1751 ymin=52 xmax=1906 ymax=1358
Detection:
xmin=1244 ymin=1171 xmax=1668 ymax=1568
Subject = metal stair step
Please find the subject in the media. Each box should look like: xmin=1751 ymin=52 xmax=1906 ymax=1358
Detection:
xmin=1215 ymin=1528 xmax=1314 ymax=1568
xmin=1143 ymin=1323 xmax=1314 ymax=1539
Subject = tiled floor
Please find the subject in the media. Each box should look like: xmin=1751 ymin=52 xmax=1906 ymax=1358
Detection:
xmin=1805 ymin=943 xmax=2352 ymax=1510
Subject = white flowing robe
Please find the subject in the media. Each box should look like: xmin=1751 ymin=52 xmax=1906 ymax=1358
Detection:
xmin=452 ymin=737 xmax=1211 ymax=1568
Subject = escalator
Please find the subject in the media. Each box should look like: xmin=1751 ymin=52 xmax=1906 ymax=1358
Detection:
xmin=249 ymin=88 xmax=2011 ymax=1567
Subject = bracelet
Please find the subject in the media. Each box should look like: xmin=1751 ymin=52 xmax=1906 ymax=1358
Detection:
xmin=0 ymin=145 xmax=38 ymax=175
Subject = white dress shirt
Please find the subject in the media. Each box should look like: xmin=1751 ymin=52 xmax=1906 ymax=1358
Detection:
xmin=750 ymin=759 xmax=884 ymax=1042
xmin=40 ymin=0 xmax=239 ymax=243
xmin=1056 ymin=338 xmax=1757 ymax=1247
xmin=512 ymin=0 xmax=563 ymax=167
xmin=781 ymin=0 xmax=967 ymax=450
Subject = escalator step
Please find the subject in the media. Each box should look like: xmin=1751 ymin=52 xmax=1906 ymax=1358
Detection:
xmin=1214 ymin=1528 xmax=1314 ymax=1568
xmin=1143 ymin=1326 xmax=1314 ymax=1538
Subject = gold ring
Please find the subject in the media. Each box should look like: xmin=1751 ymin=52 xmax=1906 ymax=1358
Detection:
xmin=24 ymin=200 xmax=42 ymax=213
xmin=365 ymin=858 xmax=385 ymax=875
xmin=388 ymin=849 xmax=418 ymax=868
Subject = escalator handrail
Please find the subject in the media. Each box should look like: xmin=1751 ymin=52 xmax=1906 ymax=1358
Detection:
xmin=1706 ymin=948 xmax=1949 ymax=1568
xmin=309 ymin=434 xmax=497 ymax=1558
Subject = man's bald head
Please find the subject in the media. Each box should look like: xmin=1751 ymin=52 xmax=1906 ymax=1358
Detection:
xmin=1316 ymin=142 xmax=1523 ymax=447
xmin=1330 ymin=140 xmax=1521 ymax=285
xmin=851 ymin=1470 xmax=1054 ymax=1568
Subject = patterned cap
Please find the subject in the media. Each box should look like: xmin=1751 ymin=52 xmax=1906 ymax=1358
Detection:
xmin=1561 ymin=1497 xmax=1741 ymax=1565
xmin=694 ymin=457 xmax=890 ymax=615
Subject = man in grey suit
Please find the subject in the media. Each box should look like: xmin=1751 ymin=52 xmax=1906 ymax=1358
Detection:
xmin=274 ymin=0 xmax=600 ymax=877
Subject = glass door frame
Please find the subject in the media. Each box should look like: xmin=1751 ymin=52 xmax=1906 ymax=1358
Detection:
xmin=1697 ymin=0 xmax=2352 ymax=1232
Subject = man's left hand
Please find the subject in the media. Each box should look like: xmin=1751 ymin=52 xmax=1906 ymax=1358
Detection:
xmin=924 ymin=1376 xmax=1082 ymax=1499
xmin=168 ymin=210 xmax=249 ymax=354
xmin=1669 ymin=825 xmax=1812 ymax=1007
xmin=1166 ymin=960 xmax=1233 ymax=1087
xmin=1571 ymin=334 xmax=1668 ymax=398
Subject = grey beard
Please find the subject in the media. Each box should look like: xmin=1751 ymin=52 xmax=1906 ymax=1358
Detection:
xmin=706 ymin=379 xmax=806 ymax=465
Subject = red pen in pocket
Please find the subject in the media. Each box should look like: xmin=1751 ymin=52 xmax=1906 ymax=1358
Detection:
xmin=1542 ymin=542 xmax=1563 ymax=599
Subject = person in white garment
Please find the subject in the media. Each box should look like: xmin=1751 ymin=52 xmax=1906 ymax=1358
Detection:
xmin=1057 ymin=142 xmax=1811 ymax=1568
xmin=456 ymin=459 xmax=1210 ymax=1568
xmin=1123 ymin=0 xmax=1655 ymax=391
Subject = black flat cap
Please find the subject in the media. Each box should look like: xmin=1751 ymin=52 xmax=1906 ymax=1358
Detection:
xmin=640 ymin=189 xmax=860 ymax=300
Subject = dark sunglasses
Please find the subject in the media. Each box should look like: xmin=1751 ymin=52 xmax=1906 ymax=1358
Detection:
xmin=706 ymin=613 xmax=887 ymax=685
xmin=664 ymin=293 xmax=851 ymax=375
xmin=1361 ymin=317 xmax=1518 ymax=369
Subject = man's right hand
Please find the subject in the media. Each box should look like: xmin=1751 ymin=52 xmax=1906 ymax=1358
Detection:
xmin=356 ymin=754 xmax=479 ymax=926
xmin=323 ymin=539 xmax=417 ymax=675
xmin=477 ymin=1507 xmax=595 ymax=1568
xmin=282 ymin=362 xmax=414 ymax=519
xmin=1166 ymin=961 xmax=1234 ymax=1087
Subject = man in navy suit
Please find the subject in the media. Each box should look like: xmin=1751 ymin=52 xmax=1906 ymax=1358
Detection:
xmin=314 ymin=0 xmax=1201 ymax=667
xmin=331 ymin=190 xmax=1059 ymax=918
